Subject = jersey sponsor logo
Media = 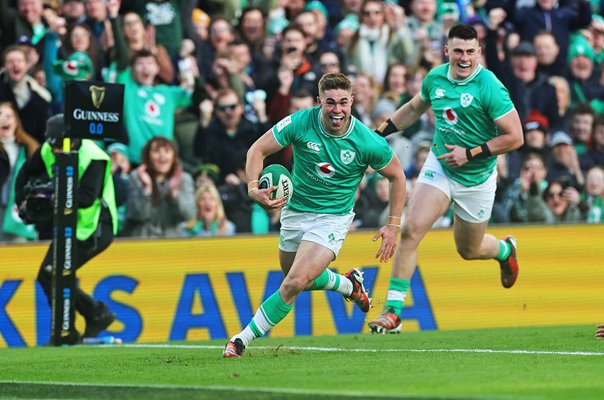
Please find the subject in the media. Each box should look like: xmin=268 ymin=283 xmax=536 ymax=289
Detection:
xmin=62 ymin=61 xmax=80 ymax=76
xmin=435 ymin=88 xmax=446 ymax=98
xmin=276 ymin=116 xmax=292 ymax=132
xmin=145 ymin=100 xmax=161 ymax=118
xmin=315 ymin=162 xmax=335 ymax=178
xmin=340 ymin=149 xmax=356 ymax=165
xmin=443 ymin=107 xmax=458 ymax=125
xmin=306 ymin=142 xmax=322 ymax=153
xmin=460 ymin=93 xmax=473 ymax=108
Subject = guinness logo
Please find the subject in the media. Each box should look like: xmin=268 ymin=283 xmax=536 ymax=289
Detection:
xmin=89 ymin=85 xmax=106 ymax=109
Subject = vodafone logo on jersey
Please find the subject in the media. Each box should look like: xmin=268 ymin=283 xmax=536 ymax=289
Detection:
xmin=443 ymin=107 xmax=458 ymax=125
xmin=145 ymin=100 xmax=161 ymax=118
xmin=315 ymin=162 xmax=335 ymax=178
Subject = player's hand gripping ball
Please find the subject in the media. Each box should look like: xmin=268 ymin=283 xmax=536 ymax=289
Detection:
xmin=259 ymin=164 xmax=293 ymax=202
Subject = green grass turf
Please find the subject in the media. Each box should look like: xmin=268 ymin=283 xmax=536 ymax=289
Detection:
xmin=1 ymin=325 xmax=603 ymax=400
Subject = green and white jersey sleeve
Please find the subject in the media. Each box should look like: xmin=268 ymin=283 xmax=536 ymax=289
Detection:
xmin=420 ymin=63 xmax=515 ymax=187
xmin=272 ymin=107 xmax=394 ymax=215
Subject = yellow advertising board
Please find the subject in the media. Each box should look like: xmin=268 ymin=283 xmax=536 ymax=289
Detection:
xmin=1 ymin=224 xmax=603 ymax=347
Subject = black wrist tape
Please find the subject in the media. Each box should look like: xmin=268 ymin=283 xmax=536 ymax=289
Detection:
xmin=466 ymin=143 xmax=492 ymax=160
xmin=375 ymin=118 xmax=399 ymax=137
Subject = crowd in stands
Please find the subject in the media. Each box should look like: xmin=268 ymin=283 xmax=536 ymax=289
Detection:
xmin=1 ymin=0 xmax=603 ymax=243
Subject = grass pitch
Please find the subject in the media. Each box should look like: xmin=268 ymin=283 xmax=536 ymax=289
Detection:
xmin=1 ymin=325 xmax=603 ymax=400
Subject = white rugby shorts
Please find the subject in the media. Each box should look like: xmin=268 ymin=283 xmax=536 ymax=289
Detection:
xmin=279 ymin=208 xmax=355 ymax=258
xmin=416 ymin=151 xmax=497 ymax=223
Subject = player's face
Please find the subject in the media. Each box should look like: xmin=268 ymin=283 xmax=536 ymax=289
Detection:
xmin=318 ymin=88 xmax=354 ymax=135
xmin=445 ymin=37 xmax=481 ymax=80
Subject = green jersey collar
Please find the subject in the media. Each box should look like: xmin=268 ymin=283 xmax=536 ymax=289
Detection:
xmin=447 ymin=63 xmax=483 ymax=85
xmin=318 ymin=109 xmax=355 ymax=139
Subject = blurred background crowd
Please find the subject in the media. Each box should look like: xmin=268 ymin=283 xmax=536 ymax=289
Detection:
xmin=0 ymin=0 xmax=603 ymax=243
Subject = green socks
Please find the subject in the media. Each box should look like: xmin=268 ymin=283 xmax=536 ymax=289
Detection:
xmin=496 ymin=240 xmax=511 ymax=261
xmin=235 ymin=290 xmax=293 ymax=347
xmin=308 ymin=269 xmax=353 ymax=296
xmin=385 ymin=278 xmax=410 ymax=317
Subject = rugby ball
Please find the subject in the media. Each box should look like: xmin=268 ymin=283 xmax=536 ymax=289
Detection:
xmin=259 ymin=164 xmax=293 ymax=202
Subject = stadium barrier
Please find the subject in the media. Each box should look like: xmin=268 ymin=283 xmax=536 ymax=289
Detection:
xmin=1 ymin=224 xmax=603 ymax=347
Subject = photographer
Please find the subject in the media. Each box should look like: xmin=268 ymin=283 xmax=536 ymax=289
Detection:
xmin=15 ymin=114 xmax=117 ymax=344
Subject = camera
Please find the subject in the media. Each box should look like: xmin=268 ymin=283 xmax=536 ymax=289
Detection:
xmin=18 ymin=177 xmax=54 ymax=224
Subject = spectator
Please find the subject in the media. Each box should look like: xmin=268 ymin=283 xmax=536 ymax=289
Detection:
xmin=195 ymin=16 xmax=236 ymax=82
xmin=486 ymin=12 xmax=562 ymax=129
xmin=507 ymin=111 xmax=551 ymax=179
xmin=333 ymin=13 xmax=359 ymax=52
xmin=0 ymin=101 xmax=39 ymax=242
xmin=381 ymin=63 xmax=410 ymax=107
xmin=404 ymin=0 xmax=445 ymax=56
xmin=43 ymin=22 xmax=94 ymax=113
xmin=107 ymin=142 xmax=130 ymax=236
xmin=567 ymin=37 xmax=604 ymax=108
xmin=83 ymin=0 xmax=109 ymax=52
xmin=548 ymin=75 xmax=573 ymax=130
xmin=492 ymin=0 xmax=592 ymax=64
xmin=372 ymin=96 xmax=413 ymax=171
xmin=106 ymin=2 xmax=174 ymax=84
xmin=0 ymin=0 xmax=47 ymax=49
xmin=273 ymin=24 xmax=322 ymax=98
xmin=0 ymin=45 xmax=50 ymax=143
xmin=580 ymin=114 xmax=604 ymax=171
xmin=60 ymin=0 xmax=86 ymax=27
xmin=191 ymin=8 xmax=210 ymax=42
xmin=123 ymin=136 xmax=196 ymax=238
xmin=534 ymin=30 xmax=567 ymax=77
xmin=547 ymin=130 xmax=585 ymax=188
xmin=502 ymin=152 xmax=550 ymax=223
xmin=237 ymin=7 xmax=266 ymax=56
xmin=193 ymin=88 xmax=270 ymax=183
xmin=529 ymin=179 xmax=583 ymax=223
xmin=180 ymin=182 xmax=236 ymax=237
xmin=116 ymin=49 xmax=195 ymax=164
xmin=267 ymin=88 xmax=315 ymax=170
xmin=346 ymin=0 xmax=416 ymax=84
xmin=569 ymin=103 xmax=595 ymax=155
xmin=351 ymin=72 xmax=378 ymax=126
xmin=581 ymin=166 xmax=604 ymax=223
xmin=358 ymin=174 xmax=391 ymax=228
xmin=295 ymin=10 xmax=328 ymax=64
xmin=128 ymin=0 xmax=194 ymax=58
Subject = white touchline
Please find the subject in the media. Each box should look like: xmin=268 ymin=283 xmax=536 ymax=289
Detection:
xmin=120 ymin=344 xmax=604 ymax=357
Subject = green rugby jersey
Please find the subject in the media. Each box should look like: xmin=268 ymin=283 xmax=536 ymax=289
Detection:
xmin=420 ymin=63 xmax=515 ymax=187
xmin=272 ymin=107 xmax=394 ymax=215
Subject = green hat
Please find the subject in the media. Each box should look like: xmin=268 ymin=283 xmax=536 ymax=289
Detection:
xmin=334 ymin=14 xmax=359 ymax=38
xmin=567 ymin=38 xmax=595 ymax=64
xmin=267 ymin=16 xmax=290 ymax=36
xmin=107 ymin=142 xmax=129 ymax=157
xmin=53 ymin=51 xmax=94 ymax=81
xmin=305 ymin=1 xmax=329 ymax=22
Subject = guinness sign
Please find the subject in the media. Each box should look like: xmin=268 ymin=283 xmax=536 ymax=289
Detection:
xmin=64 ymin=81 xmax=124 ymax=140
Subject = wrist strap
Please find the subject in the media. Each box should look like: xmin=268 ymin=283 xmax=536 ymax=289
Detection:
xmin=375 ymin=118 xmax=399 ymax=137
xmin=466 ymin=143 xmax=492 ymax=160
xmin=247 ymin=180 xmax=259 ymax=193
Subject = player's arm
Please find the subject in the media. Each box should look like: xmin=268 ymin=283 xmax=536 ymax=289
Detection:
xmin=438 ymin=109 xmax=524 ymax=168
xmin=372 ymin=154 xmax=407 ymax=263
xmin=374 ymin=94 xmax=430 ymax=137
xmin=488 ymin=108 xmax=524 ymax=154
xmin=245 ymin=130 xmax=288 ymax=210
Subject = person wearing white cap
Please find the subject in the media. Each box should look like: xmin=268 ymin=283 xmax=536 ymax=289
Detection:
xmin=547 ymin=130 xmax=585 ymax=188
